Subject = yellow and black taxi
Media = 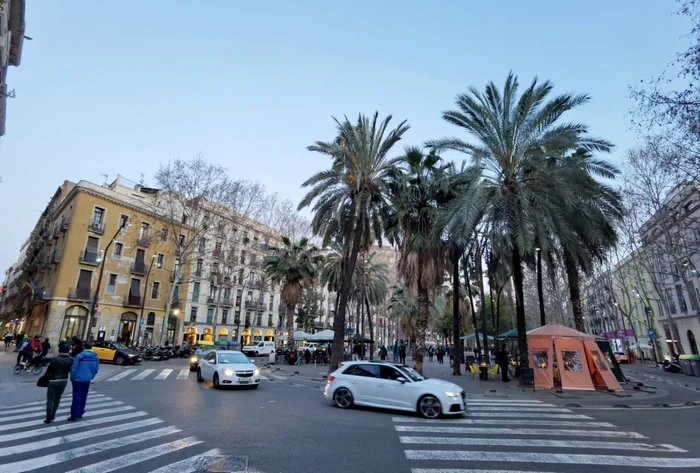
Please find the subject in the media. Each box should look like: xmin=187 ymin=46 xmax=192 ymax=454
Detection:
xmin=92 ymin=341 xmax=142 ymax=365
xmin=190 ymin=346 xmax=217 ymax=371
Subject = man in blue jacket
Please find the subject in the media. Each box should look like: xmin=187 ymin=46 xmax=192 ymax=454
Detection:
xmin=67 ymin=342 xmax=99 ymax=422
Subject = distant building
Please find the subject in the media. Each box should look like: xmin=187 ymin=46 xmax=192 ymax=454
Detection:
xmin=0 ymin=0 xmax=27 ymax=137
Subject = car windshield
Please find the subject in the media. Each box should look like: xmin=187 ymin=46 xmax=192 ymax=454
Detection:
xmin=397 ymin=365 xmax=425 ymax=382
xmin=218 ymin=353 xmax=249 ymax=364
xmin=112 ymin=343 xmax=129 ymax=350
xmin=195 ymin=348 xmax=213 ymax=355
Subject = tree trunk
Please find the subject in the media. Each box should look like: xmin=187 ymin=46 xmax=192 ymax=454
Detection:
xmin=464 ymin=258 xmax=481 ymax=354
xmin=488 ymin=260 xmax=498 ymax=353
xmin=537 ymin=249 xmax=546 ymax=326
xmin=475 ymin=245 xmax=489 ymax=361
xmin=365 ymin=297 xmax=374 ymax=360
xmin=329 ymin=210 xmax=364 ymax=372
xmin=286 ymin=302 xmax=296 ymax=347
xmin=414 ymin=284 xmax=429 ymax=375
xmin=512 ymin=248 xmax=529 ymax=370
xmin=496 ymin=287 xmax=503 ymax=348
xmin=452 ymin=248 xmax=462 ymax=376
xmin=563 ymin=250 xmax=585 ymax=333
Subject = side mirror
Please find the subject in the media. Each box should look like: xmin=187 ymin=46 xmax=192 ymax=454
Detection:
xmin=250 ymin=359 xmax=256 ymax=363
xmin=396 ymin=376 xmax=407 ymax=384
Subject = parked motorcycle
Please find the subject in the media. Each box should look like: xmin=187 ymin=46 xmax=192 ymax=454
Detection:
xmin=662 ymin=357 xmax=683 ymax=373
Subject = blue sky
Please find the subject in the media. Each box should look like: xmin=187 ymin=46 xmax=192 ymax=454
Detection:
xmin=0 ymin=0 xmax=689 ymax=272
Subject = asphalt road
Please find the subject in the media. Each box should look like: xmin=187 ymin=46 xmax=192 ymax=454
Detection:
xmin=0 ymin=354 xmax=699 ymax=472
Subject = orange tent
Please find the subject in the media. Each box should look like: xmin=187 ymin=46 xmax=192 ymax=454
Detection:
xmin=527 ymin=324 xmax=622 ymax=392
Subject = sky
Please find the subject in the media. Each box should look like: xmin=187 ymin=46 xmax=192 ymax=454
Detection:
xmin=0 ymin=0 xmax=690 ymax=273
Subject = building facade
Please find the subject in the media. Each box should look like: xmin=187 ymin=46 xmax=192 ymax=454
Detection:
xmin=0 ymin=0 xmax=26 ymax=137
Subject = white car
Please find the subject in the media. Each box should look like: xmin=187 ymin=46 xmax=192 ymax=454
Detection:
xmin=196 ymin=350 xmax=261 ymax=389
xmin=324 ymin=361 xmax=465 ymax=418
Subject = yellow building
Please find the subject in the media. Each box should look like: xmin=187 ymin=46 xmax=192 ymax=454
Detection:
xmin=25 ymin=178 xmax=186 ymax=346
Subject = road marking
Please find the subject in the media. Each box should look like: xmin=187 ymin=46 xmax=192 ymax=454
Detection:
xmin=0 ymin=406 xmax=135 ymax=432
xmin=0 ymin=394 xmax=108 ymax=411
xmin=465 ymin=402 xmax=558 ymax=407
xmin=470 ymin=407 xmax=572 ymax=413
xmin=0 ymin=417 xmax=164 ymax=457
xmin=411 ymin=469 xmax=558 ymax=473
xmin=0 ymin=426 xmax=181 ymax=473
xmin=0 ymin=411 xmax=149 ymax=443
xmin=398 ymin=436 xmax=687 ymax=452
xmin=463 ymin=399 xmax=543 ymax=403
xmin=392 ymin=418 xmax=614 ymax=428
xmin=271 ymin=375 xmax=287 ymax=380
xmin=403 ymin=450 xmax=700 ymax=467
xmin=0 ymin=401 xmax=124 ymax=423
xmin=62 ymin=436 xmax=203 ymax=473
xmin=0 ymin=396 xmax=113 ymax=415
xmin=147 ymin=448 xmax=223 ymax=473
xmin=466 ymin=412 xmax=592 ymax=419
xmin=131 ymin=369 xmax=155 ymax=380
xmin=177 ymin=369 xmax=190 ymax=380
xmin=259 ymin=375 xmax=268 ymax=380
xmin=394 ymin=426 xmax=647 ymax=439
xmin=155 ymin=369 xmax=173 ymax=380
xmin=105 ymin=369 xmax=137 ymax=381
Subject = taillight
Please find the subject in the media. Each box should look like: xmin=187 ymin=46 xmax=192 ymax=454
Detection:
xmin=327 ymin=375 xmax=335 ymax=382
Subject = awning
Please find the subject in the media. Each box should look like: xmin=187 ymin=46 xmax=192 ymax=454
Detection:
xmin=307 ymin=329 xmax=335 ymax=341
xmin=497 ymin=326 xmax=534 ymax=340
xmin=460 ymin=333 xmax=494 ymax=341
xmin=278 ymin=330 xmax=310 ymax=341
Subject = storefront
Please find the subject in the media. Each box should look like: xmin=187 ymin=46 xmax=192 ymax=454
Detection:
xmin=119 ymin=312 xmax=137 ymax=344
xmin=185 ymin=326 xmax=198 ymax=345
xmin=264 ymin=329 xmax=274 ymax=341
xmin=218 ymin=328 xmax=229 ymax=341
xmin=60 ymin=305 xmax=88 ymax=340
xmin=241 ymin=328 xmax=251 ymax=346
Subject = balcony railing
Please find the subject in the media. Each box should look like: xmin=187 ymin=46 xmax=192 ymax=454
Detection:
xmin=207 ymin=296 xmax=216 ymax=304
xmin=79 ymin=250 xmax=100 ymax=266
xmin=244 ymin=301 xmax=256 ymax=309
xmin=68 ymin=287 xmax=92 ymax=301
xmin=132 ymin=262 xmax=147 ymax=275
xmin=123 ymin=294 xmax=142 ymax=307
xmin=213 ymin=249 xmax=223 ymax=259
xmin=194 ymin=268 xmax=203 ymax=277
xmin=249 ymin=260 xmax=261 ymax=268
xmin=52 ymin=226 xmax=60 ymax=239
xmin=31 ymin=289 xmax=51 ymax=301
xmin=136 ymin=235 xmax=151 ymax=247
xmin=170 ymin=272 xmax=184 ymax=282
xmin=60 ymin=219 xmax=69 ymax=232
xmin=88 ymin=220 xmax=105 ymax=234
xmin=221 ymin=297 xmax=234 ymax=306
xmin=50 ymin=249 xmax=61 ymax=264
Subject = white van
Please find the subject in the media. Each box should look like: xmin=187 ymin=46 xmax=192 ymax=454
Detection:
xmin=243 ymin=341 xmax=275 ymax=356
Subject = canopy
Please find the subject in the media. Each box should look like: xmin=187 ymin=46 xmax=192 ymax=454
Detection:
xmin=278 ymin=330 xmax=310 ymax=342
xmin=306 ymin=329 xmax=335 ymax=341
xmin=460 ymin=333 xmax=494 ymax=341
xmin=527 ymin=324 xmax=595 ymax=340
xmin=497 ymin=326 xmax=534 ymax=340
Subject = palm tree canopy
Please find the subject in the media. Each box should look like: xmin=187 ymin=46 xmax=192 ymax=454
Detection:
xmin=263 ymin=236 xmax=321 ymax=307
xmin=388 ymin=283 xmax=443 ymax=340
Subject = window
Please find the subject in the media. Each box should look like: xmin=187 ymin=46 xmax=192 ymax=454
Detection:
xmin=147 ymin=312 xmax=156 ymax=325
xmin=217 ymin=222 xmax=225 ymax=234
xmin=256 ymin=313 xmax=262 ymax=326
xmin=240 ymin=251 xmax=246 ymax=264
xmin=222 ymin=309 xmax=229 ymax=325
xmin=250 ymin=253 xmax=257 ymax=264
xmin=237 ymin=269 xmax=244 ymax=285
xmin=235 ymin=310 xmax=240 ymax=322
xmin=379 ymin=366 xmax=403 ymax=381
xmin=113 ymin=242 xmax=123 ymax=259
xmin=236 ymin=289 xmax=242 ymax=306
xmin=91 ymin=207 xmax=105 ymax=226
xmin=193 ymin=282 xmax=200 ymax=303
xmin=151 ymin=281 xmax=161 ymax=299
xmin=198 ymin=238 xmax=206 ymax=252
xmin=207 ymin=308 xmax=214 ymax=324
xmin=209 ymin=283 xmax=216 ymax=297
xmin=214 ymin=241 xmax=222 ymax=255
xmin=676 ymin=285 xmax=688 ymax=312
xmin=666 ymin=288 xmax=677 ymax=314
xmin=138 ymin=223 xmax=150 ymax=239
xmin=160 ymin=227 xmax=168 ymax=242
xmin=156 ymin=253 xmax=165 ymax=269
xmin=224 ymin=287 xmax=231 ymax=299
xmin=196 ymin=259 xmax=203 ymax=275
xmin=247 ymin=291 xmax=253 ymax=302
xmin=673 ymin=264 xmax=681 ymax=282
xmin=269 ymin=295 xmax=274 ymax=311
xmin=248 ymin=272 xmax=255 ymax=285
xmin=190 ymin=307 xmax=198 ymax=323
xmin=182 ymin=213 xmax=189 ymax=224
xmin=179 ymin=234 xmax=186 ymax=246
xmin=212 ymin=262 xmax=220 ymax=274
xmin=343 ymin=364 xmax=378 ymax=377
xmin=106 ymin=274 xmax=118 ymax=294
xmin=119 ymin=214 xmax=129 ymax=229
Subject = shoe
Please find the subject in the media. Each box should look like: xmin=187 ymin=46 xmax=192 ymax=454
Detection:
xmin=66 ymin=417 xmax=78 ymax=422
xmin=43 ymin=419 xmax=51 ymax=424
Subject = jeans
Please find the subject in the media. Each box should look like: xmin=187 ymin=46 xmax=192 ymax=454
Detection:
xmin=46 ymin=381 xmax=67 ymax=420
xmin=70 ymin=381 xmax=91 ymax=419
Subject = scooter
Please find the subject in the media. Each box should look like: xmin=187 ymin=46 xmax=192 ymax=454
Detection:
xmin=662 ymin=358 xmax=683 ymax=373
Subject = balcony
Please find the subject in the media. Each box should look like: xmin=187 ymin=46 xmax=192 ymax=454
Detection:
xmin=221 ymin=297 xmax=234 ymax=306
xmin=60 ymin=219 xmax=69 ymax=232
xmin=50 ymin=250 xmax=61 ymax=265
xmin=193 ymin=268 xmax=203 ymax=278
xmin=123 ymin=294 xmax=142 ymax=308
xmin=213 ymin=249 xmax=223 ymax=259
xmin=79 ymin=250 xmax=100 ymax=266
xmin=257 ymin=302 xmax=266 ymax=311
xmin=207 ymin=296 xmax=216 ymax=304
xmin=88 ymin=220 xmax=105 ymax=234
xmin=244 ymin=301 xmax=256 ymax=309
xmin=136 ymin=235 xmax=151 ymax=247
xmin=132 ymin=262 xmax=147 ymax=275
xmin=170 ymin=272 xmax=184 ymax=282
xmin=68 ymin=287 xmax=92 ymax=302
xmin=31 ymin=289 xmax=51 ymax=302
xmin=52 ymin=226 xmax=60 ymax=239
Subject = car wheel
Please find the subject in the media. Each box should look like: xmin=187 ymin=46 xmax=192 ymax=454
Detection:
xmin=196 ymin=368 xmax=203 ymax=383
xmin=333 ymin=387 xmax=354 ymax=409
xmin=213 ymin=373 xmax=220 ymax=389
xmin=254 ymin=351 xmax=259 ymax=357
xmin=189 ymin=366 xmax=196 ymax=372
xmin=418 ymin=395 xmax=442 ymax=419
xmin=115 ymin=355 xmax=125 ymax=365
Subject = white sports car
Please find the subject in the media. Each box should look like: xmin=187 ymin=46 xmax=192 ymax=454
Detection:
xmin=196 ymin=350 xmax=261 ymax=389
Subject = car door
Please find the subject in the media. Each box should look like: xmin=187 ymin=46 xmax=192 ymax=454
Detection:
xmin=378 ymin=365 xmax=415 ymax=410
xmin=344 ymin=364 xmax=384 ymax=406
xmin=201 ymin=352 xmax=216 ymax=380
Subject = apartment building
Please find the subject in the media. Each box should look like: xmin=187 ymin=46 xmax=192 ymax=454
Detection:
xmin=0 ymin=0 xmax=26 ymax=136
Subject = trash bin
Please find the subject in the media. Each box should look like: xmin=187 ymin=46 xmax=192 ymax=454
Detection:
xmin=269 ymin=351 xmax=276 ymax=364
xmin=679 ymin=354 xmax=700 ymax=377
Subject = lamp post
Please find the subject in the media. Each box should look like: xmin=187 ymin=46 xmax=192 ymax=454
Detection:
xmin=84 ymin=221 xmax=129 ymax=340
xmin=535 ymin=247 xmax=546 ymax=326
xmin=136 ymin=255 xmax=158 ymax=346
xmin=631 ymin=285 xmax=660 ymax=366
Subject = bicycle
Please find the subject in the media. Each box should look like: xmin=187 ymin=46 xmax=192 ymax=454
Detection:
xmin=13 ymin=356 xmax=46 ymax=376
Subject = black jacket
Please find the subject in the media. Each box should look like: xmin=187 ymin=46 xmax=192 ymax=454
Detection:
xmin=47 ymin=355 xmax=74 ymax=382
xmin=497 ymin=350 xmax=509 ymax=366
xmin=70 ymin=341 xmax=84 ymax=358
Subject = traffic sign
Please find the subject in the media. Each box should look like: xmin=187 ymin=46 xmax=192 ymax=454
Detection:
xmin=648 ymin=329 xmax=656 ymax=340
xmin=140 ymin=317 xmax=145 ymax=326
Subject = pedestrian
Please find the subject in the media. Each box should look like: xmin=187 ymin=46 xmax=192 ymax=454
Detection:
xmin=304 ymin=348 xmax=311 ymax=365
xmin=352 ymin=343 xmax=360 ymax=361
xmin=428 ymin=346 xmax=434 ymax=362
xmin=3 ymin=332 xmax=12 ymax=348
xmin=19 ymin=335 xmax=42 ymax=369
xmin=43 ymin=342 xmax=73 ymax=423
xmin=392 ymin=343 xmax=399 ymax=363
xmin=67 ymin=342 xmax=99 ymax=422
xmin=497 ymin=345 xmax=510 ymax=382
xmin=399 ymin=342 xmax=406 ymax=364
xmin=59 ymin=338 xmax=72 ymax=353
xmin=69 ymin=336 xmax=84 ymax=358
xmin=379 ymin=345 xmax=387 ymax=360
xmin=14 ymin=332 xmax=25 ymax=353
xmin=41 ymin=338 xmax=51 ymax=358
xmin=436 ymin=346 xmax=444 ymax=364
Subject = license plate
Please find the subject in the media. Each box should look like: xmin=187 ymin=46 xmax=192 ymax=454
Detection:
xmin=239 ymin=379 xmax=251 ymax=384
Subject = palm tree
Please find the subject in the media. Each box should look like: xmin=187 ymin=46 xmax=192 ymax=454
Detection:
xmin=263 ymin=237 xmax=321 ymax=348
xmin=428 ymin=73 xmax=613 ymax=369
xmin=362 ymin=252 xmax=389 ymax=358
xmin=388 ymin=283 xmax=443 ymax=345
xmin=300 ymin=113 xmax=410 ymax=371
xmin=386 ymin=147 xmax=451 ymax=374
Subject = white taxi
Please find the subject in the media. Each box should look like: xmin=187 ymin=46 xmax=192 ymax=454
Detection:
xmin=196 ymin=350 xmax=261 ymax=389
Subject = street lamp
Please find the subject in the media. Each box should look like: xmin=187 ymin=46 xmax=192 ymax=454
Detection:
xmin=136 ymin=255 xmax=158 ymax=346
xmin=84 ymin=221 xmax=130 ymax=340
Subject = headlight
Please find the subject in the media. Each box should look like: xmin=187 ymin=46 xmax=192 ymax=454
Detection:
xmin=223 ymin=369 xmax=234 ymax=376
xmin=190 ymin=356 xmax=198 ymax=363
xmin=444 ymin=391 xmax=461 ymax=398
xmin=254 ymin=368 xmax=260 ymax=375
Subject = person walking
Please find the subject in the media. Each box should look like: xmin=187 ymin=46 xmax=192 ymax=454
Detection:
xmin=41 ymin=338 xmax=51 ymax=358
xmin=44 ymin=343 xmax=73 ymax=423
xmin=436 ymin=346 xmax=444 ymax=364
xmin=399 ymin=342 xmax=406 ymax=364
xmin=67 ymin=342 xmax=99 ymax=422
xmin=428 ymin=346 xmax=434 ymax=362
xmin=3 ymin=332 xmax=12 ymax=348
xmin=69 ymin=336 xmax=84 ymax=358
xmin=497 ymin=345 xmax=510 ymax=382
xmin=392 ymin=343 xmax=399 ymax=363
xmin=379 ymin=345 xmax=387 ymax=360
xmin=14 ymin=333 xmax=24 ymax=352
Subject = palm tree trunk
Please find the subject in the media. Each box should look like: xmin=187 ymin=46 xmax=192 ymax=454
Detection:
xmin=286 ymin=303 xmax=296 ymax=347
xmin=463 ymin=258 xmax=481 ymax=354
xmin=537 ymin=249 xmax=546 ymax=326
xmin=329 ymin=210 xmax=364 ymax=372
xmin=488 ymin=261 xmax=498 ymax=353
xmin=496 ymin=286 xmax=503 ymax=346
xmin=475 ymin=245 xmax=489 ymax=361
xmin=451 ymin=247 xmax=462 ymax=376
xmin=512 ymin=248 xmax=529 ymax=370
xmin=415 ymin=285 xmax=429 ymax=375
xmin=563 ymin=249 xmax=585 ymax=333
xmin=364 ymin=297 xmax=374 ymax=360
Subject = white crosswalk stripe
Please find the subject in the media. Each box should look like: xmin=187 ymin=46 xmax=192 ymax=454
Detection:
xmin=177 ymin=369 xmax=190 ymax=379
xmin=0 ymin=390 xmax=223 ymax=473
xmin=105 ymin=369 xmax=137 ymax=381
xmin=155 ymin=368 xmax=174 ymax=380
xmin=131 ymin=368 xmax=155 ymax=380
xmin=393 ymin=400 xmax=699 ymax=471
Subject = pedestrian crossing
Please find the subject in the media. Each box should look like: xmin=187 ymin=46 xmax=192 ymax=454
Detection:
xmin=0 ymin=391 xmax=228 ymax=473
xmin=393 ymin=398 xmax=700 ymax=472
xmin=100 ymin=367 xmax=284 ymax=384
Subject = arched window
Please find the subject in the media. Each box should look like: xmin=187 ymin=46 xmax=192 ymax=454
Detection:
xmin=146 ymin=312 xmax=156 ymax=326
xmin=688 ymin=330 xmax=699 ymax=355
xmin=61 ymin=305 xmax=88 ymax=340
